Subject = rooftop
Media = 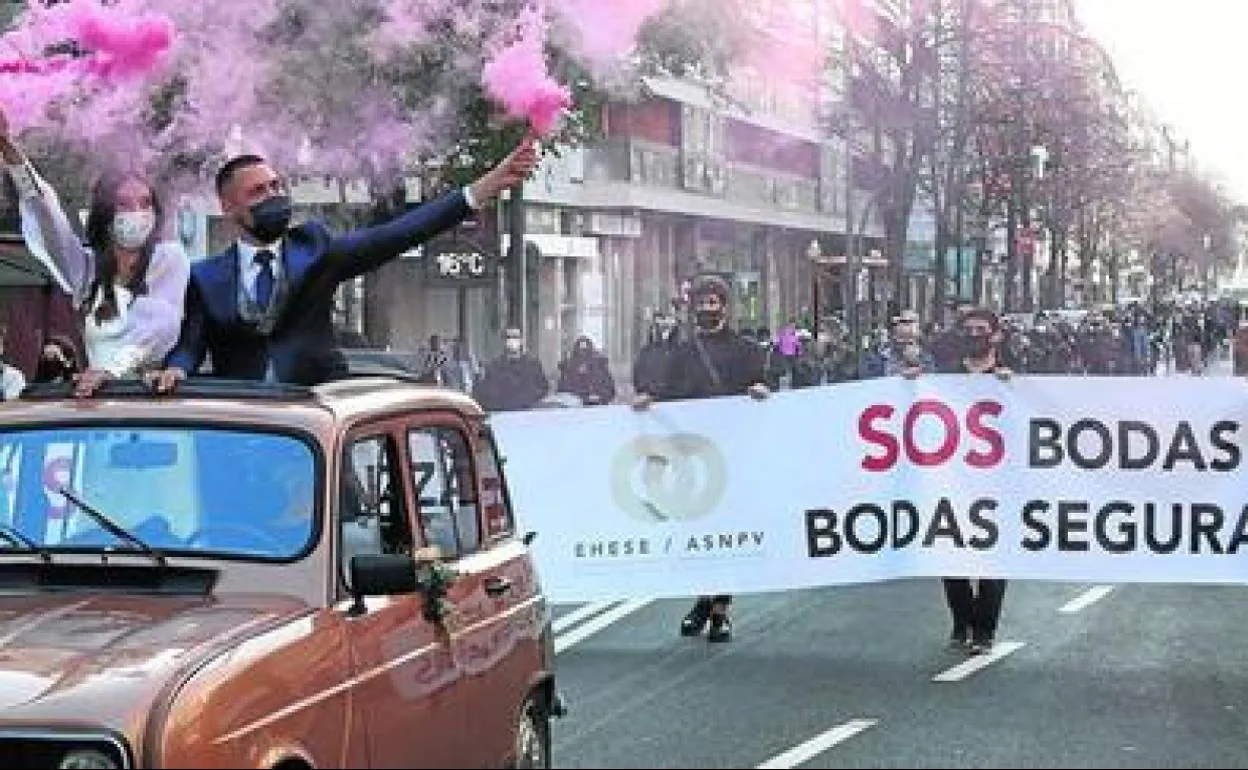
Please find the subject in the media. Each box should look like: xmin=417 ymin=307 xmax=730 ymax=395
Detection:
xmin=7 ymin=374 xmax=484 ymax=431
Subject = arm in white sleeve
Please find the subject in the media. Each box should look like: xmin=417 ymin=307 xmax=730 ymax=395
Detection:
xmin=6 ymin=157 xmax=95 ymax=301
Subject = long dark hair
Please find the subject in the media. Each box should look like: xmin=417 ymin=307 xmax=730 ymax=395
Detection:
xmin=82 ymin=168 xmax=165 ymax=323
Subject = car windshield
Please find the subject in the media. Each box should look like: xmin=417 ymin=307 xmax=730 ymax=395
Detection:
xmin=0 ymin=425 xmax=318 ymax=560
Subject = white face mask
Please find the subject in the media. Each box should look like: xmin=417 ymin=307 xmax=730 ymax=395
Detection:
xmin=112 ymin=210 xmax=156 ymax=250
xmin=504 ymin=338 xmax=523 ymax=355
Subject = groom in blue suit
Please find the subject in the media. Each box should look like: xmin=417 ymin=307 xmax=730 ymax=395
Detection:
xmin=153 ymin=138 xmax=538 ymax=389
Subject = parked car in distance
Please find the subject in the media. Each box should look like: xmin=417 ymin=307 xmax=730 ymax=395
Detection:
xmin=0 ymin=376 xmax=559 ymax=769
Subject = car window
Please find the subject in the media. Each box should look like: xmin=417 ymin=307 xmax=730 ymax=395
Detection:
xmin=407 ymin=427 xmax=480 ymax=558
xmin=477 ymin=427 xmax=515 ymax=543
xmin=339 ymin=434 xmax=413 ymax=584
xmin=0 ymin=426 xmax=317 ymax=559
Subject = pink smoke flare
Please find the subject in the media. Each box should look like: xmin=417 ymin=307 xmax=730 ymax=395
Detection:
xmin=482 ymin=25 xmax=572 ymax=137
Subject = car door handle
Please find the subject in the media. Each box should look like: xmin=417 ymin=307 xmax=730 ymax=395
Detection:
xmin=483 ymin=576 xmax=512 ymax=597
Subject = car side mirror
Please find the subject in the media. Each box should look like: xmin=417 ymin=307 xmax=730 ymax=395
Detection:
xmin=348 ymin=554 xmax=419 ymax=615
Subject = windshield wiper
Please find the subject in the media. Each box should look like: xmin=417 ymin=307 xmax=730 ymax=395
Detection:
xmin=58 ymin=486 xmax=167 ymax=568
xmin=0 ymin=525 xmax=52 ymax=563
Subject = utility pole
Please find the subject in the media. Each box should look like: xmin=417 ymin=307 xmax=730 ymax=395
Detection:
xmin=505 ymin=182 xmax=528 ymax=345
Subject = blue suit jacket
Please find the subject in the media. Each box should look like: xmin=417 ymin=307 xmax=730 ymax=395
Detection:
xmin=167 ymin=189 xmax=470 ymax=385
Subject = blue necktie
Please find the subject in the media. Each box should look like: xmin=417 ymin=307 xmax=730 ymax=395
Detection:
xmin=254 ymin=250 xmax=275 ymax=311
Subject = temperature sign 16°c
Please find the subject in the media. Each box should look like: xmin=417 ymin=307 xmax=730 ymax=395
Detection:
xmin=433 ymin=251 xmax=488 ymax=280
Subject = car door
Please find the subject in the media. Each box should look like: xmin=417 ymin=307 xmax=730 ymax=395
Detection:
xmin=405 ymin=413 xmax=548 ymax=767
xmin=334 ymin=422 xmax=464 ymax=769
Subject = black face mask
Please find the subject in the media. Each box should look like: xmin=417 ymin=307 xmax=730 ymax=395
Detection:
xmin=962 ymin=332 xmax=993 ymax=359
xmin=695 ymin=310 xmax=724 ymax=331
xmin=244 ymin=195 xmax=293 ymax=243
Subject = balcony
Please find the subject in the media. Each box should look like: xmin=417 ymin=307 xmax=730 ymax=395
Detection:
xmin=591 ymin=140 xmax=823 ymax=212
xmin=551 ymin=139 xmax=882 ymax=235
xmin=726 ymin=164 xmax=819 ymax=213
xmin=585 ymin=140 xmax=680 ymax=188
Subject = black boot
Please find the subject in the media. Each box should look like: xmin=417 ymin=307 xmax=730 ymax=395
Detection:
xmin=706 ymin=609 xmax=732 ymax=643
xmin=680 ymin=598 xmax=713 ymax=637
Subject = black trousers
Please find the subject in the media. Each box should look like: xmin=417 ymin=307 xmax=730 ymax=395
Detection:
xmin=942 ymin=578 xmax=1006 ymax=639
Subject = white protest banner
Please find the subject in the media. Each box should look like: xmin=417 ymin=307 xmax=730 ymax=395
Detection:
xmin=490 ymin=376 xmax=1248 ymax=603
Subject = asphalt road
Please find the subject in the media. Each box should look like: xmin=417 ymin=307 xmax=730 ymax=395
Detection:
xmin=548 ymin=360 xmax=1246 ymax=769
xmin=549 ymin=580 xmax=1248 ymax=769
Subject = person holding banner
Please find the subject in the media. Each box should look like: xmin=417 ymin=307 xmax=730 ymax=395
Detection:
xmin=633 ymin=274 xmax=769 ymax=643
xmin=919 ymin=307 xmax=1013 ymax=654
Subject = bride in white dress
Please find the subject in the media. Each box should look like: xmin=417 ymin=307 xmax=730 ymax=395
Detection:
xmin=0 ymin=107 xmax=189 ymax=396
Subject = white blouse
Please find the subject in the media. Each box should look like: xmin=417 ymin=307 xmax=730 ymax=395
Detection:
xmin=7 ymin=159 xmax=190 ymax=378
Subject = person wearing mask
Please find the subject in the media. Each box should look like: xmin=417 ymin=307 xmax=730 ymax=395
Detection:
xmin=472 ymin=329 xmax=550 ymax=412
xmin=556 ymin=336 xmax=616 ymax=405
xmin=881 ymin=310 xmax=936 ymax=378
xmin=632 ymin=274 xmax=770 ymax=643
xmin=773 ymin=322 xmax=802 ymax=385
xmin=0 ymin=326 xmax=25 ymax=400
xmin=915 ymin=307 xmax=1012 ymax=655
xmin=33 ymin=336 xmax=82 ymax=384
xmin=150 ymin=139 xmax=538 ymax=390
xmin=1 ymin=106 xmax=189 ymax=397
xmin=415 ymin=334 xmax=456 ymax=386
xmin=755 ymin=326 xmax=786 ymax=390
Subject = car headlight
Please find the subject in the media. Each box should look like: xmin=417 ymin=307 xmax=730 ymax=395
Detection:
xmin=58 ymin=749 xmax=119 ymax=770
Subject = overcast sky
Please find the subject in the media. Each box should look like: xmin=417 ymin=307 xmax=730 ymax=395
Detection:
xmin=1075 ymin=0 xmax=1248 ymax=203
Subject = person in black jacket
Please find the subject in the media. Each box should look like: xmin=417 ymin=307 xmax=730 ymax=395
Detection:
xmin=633 ymin=274 xmax=769 ymax=643
xmin=632 ymin=315 xmax=678 ymax=398
xmin=921 ymin=307 xmax=1013 ymax=655
xmin=472 ymin=328 xmax=549 ymax=412
xmin=556 ymin=336 xmax=616 ymax=405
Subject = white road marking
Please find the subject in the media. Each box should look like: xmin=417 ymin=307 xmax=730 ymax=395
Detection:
xmin=552 ymin=601 xmax=617 ymax=635
xmin=932 ymin=641 xmax=1026 ymax=682
xmin=1059 ymin=585 xmax=1115 ymax=614
xmin=555 ymin=599 xmax=651 ymax=653
xmin=754 ymin=718 xmax=879 ymax=769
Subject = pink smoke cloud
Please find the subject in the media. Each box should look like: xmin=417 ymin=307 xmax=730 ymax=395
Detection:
xmin=0 ymin=0 xmax=174 ymax=130
xmin=737 ymin=0 xmax=826 ymax=88
xmin=73 ymin=4 xmax=175 ymax=78
xmin=481 ymin=11 xmax=572 ymax=137
xmin=552 ymin=0 xmax=669 ymax=69
xmin=1 ymin=0 xmax=730 ymax=186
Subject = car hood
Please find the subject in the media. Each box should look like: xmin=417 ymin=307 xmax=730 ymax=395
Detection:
xmin=0 ymin=592 xmax=310 ymax=730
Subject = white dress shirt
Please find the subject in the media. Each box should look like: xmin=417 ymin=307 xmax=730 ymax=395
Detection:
xmin=236 ymin=238 xmax=284 ymax=302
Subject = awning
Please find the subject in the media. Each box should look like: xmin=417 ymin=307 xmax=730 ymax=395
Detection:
xmin=500 ymin=234 xmax=599 ymax=260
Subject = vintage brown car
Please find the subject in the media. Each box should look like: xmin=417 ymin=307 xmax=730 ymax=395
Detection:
xmin=0 ymin=377 xmax=560 ymax=768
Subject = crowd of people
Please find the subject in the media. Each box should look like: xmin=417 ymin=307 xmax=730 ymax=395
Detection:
xmin=451 ymin=295 xmax=1242 ymax=416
